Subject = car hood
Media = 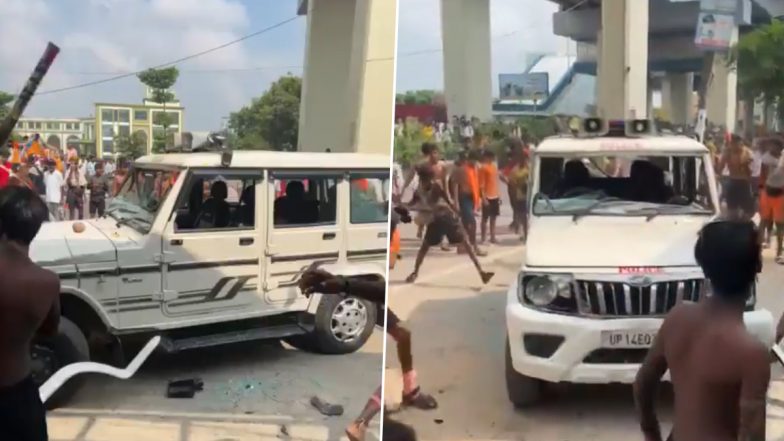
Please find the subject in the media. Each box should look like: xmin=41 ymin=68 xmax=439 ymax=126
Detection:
xmin=525 ymin=216 xmax=712 ymax=268
xmin=30 ymin=220 xmax=117 ymax=266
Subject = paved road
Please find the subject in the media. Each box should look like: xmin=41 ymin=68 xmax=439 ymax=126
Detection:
xmin=385 ymin=215 xmax=784 ymax=441
xmin=48 ymin=335 xmax=382 ymax=441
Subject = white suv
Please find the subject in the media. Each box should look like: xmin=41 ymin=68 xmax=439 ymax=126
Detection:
xmin=30 ymin=150 xmax=390 ymax=407
xmin=505 ymin=125 xmax=774 ymax=406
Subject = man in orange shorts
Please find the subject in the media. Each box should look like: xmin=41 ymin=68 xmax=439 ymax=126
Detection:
xmin=760 ymin=159 xmax=784 ymax=263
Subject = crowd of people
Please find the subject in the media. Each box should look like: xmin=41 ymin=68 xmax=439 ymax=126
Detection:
xmin=388 ymin=124 xmax=784 ymax=441
xmin=1 ymin=135 xmax=128 ymax=222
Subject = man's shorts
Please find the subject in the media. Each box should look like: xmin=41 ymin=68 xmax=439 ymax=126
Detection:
xmin=760 ymin=188 xmax=784 ymax=223
xmin=0 ymin=376 xmax=48 ymax=441
xmin=724 ymin=178 xmax=755 ymax=214
xmin=482 ymin=198 xmax=500 ymax=218
xmin=424 ymin=213 xmax=463 ymax=247
xmin=458 ymin=194 xmax=475 ymax=225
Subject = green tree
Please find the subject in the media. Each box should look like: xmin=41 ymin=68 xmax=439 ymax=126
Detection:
xmin=229 ymin=75 xmax=301 ymax=151
xmin=729 ymin=19 xmax=784 ymax=135
xmin=114 ymin=131 xmax=148 ymax=160
xmin=0 ymin=91 xmax=14 ymax=120
xmin=137 ymin=67 xmax=180 ymax=150
xmin=395 ymin=90 xmax=439 ymax=105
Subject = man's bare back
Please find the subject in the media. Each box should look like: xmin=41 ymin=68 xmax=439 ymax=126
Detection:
xmin=636 ymin=301 xmax=769 ymax=441
xmin=0 ymin=242 xmax=60 ymax=387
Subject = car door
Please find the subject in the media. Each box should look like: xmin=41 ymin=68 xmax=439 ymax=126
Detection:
xmin=346 ymin=170 xmax=390 ymax=263
xmin=264 ymin=170 xmax=344 ymax=304
xmin=161 ymin=168 xmax=264 ymax=318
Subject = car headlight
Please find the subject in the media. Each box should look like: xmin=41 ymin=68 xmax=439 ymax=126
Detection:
xmin=519 ymin=274 xmax=574 ymax=307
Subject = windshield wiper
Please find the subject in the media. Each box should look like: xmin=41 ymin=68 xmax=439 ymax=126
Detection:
xmin=571 ymin=197 xmax=624 ymax=222
xmin=627 ymin=204 xmax=712 ymax=222
xmin=115 ymin=215 xmax=150 ymax=230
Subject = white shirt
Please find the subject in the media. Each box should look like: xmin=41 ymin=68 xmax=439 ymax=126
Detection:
xmin=461 ymin=124 xmax=474 ymax=139
xmin=44 ymin=170 xmax=64 ymax=204
xmin=751 ymin=150 xmax=763 ymax=178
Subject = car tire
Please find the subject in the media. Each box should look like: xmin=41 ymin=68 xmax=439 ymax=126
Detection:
xmin=32 ymin=317 xmax=90 ymax=410
xmin=309 ymin=294 xmax=377 ymax=354
xmin=505 ymin=338 xmax=542 ymax=407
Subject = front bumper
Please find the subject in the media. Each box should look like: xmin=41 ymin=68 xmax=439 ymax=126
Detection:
xmin=505 ymin=282 xmax=774 ymax=384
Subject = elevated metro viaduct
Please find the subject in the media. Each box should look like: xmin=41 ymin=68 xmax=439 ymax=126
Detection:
xmin=296 ymin=0 xmax=396 ymax=154
xmin=440 ymin=0 xmax=779 ymax=128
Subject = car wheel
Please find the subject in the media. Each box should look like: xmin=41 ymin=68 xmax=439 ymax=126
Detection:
xmin=309 ymin=295 xmax=376 ymax=354
xmin=505 ymin=338 xmax=542 ymax=407
xmin=31 ymin=317 xmax=90 ymax=409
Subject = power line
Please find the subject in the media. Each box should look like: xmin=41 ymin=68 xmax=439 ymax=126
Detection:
xmin=65 ymin=65 xmax=305 ymax=76
xmin=22 ymin=0 xmax=590 ymax=89
xmin=33 ymin=14 xmax=302 ymax=96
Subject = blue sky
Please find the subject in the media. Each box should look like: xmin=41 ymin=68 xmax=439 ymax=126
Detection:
xmin=1 ymin=0 xmax=559 ymax=130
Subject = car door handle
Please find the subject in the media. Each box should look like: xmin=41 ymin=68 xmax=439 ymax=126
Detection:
xmin=239 ymin=237 xmax=254 ymax=246
xmin=122 ymin=277 xmax=143 ymax=283
xmin=170 ymin=239 xmax=183 ymax=246
xmin=322 ymin=232 xmax=336 ymax=240
xmin=377 ymin=232 xmax=387 ymax=238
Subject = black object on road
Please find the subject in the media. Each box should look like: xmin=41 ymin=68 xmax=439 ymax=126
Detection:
xmin=310 ymin=395 xmax=344 ymax=416
xmin=166 ymin=378 xmax=204 ymax=399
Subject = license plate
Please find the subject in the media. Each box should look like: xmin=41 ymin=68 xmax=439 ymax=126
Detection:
xmin=601 ymin=331 xmax=656 ymax=348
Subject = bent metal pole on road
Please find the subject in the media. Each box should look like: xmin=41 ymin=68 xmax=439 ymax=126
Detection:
xmin=0 ymin=42 xmax=60 ymax=146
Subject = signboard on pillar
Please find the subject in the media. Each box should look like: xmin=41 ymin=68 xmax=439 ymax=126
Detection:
xmin=498 ymin=73 xmax=549 ymax=101
xmin=695 ymin=12 xmax=736 ymax=50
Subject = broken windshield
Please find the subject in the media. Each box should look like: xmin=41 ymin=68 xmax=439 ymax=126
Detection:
xmin=531 ymin=154 xmax=716 ymax=217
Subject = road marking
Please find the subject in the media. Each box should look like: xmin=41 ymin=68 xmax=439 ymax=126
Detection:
xmin=391 ymin=246 xmax=524 ymax=292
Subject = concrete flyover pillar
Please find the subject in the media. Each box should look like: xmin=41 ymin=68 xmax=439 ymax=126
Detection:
xmin=596 ymin=0 xmax=649 ymax=120
xmin=346 ymin=0 xmax=398 ymax=155
xmin=661 ymin=73 xmax=694 ymax=125
xmin=298 ymin=0 xmax=396 ymax=154
xmin=441 ymin=0 xmax=492 ymax=121
xmin=706 ymin=30 xmax=739 ymax=132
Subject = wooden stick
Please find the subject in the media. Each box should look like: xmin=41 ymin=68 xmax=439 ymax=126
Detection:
xmin=0 ymin=42 xmax=60 ymax=146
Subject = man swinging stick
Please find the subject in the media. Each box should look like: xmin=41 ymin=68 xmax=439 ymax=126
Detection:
xmin=299 ymin=206 xmax=437 ymax=441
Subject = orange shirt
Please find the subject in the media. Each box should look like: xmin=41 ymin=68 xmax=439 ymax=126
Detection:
xmin=479 ymin=162 xmax=500 ymax=199
xmin=10 ymin=143 xmax=21 ymax=164
xmin=464 ymin=164 xmax=480 ymax=208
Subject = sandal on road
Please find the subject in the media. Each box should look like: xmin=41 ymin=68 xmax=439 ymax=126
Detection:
xmin=402 ymin=387 xmax=438 ymax=410
xmin=481 ymin=271 xmax=495 ymax=284
xmin=405 ymin=272 xmax=419 ymax=283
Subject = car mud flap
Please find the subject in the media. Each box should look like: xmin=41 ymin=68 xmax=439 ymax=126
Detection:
xmin=39 ymin=336 xmax=161 ymax=404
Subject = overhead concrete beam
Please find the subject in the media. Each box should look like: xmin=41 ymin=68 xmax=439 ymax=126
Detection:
xmin=576 ymin=34 xmax=702 ymax=64
xmin=554 ymin=1 xmax=697 ymax=41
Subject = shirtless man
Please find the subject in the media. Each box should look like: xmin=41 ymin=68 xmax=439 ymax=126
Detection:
xmin=635 ymin=220 xmax=768 ymax=441
xmin=300 ymin=209 xmax=437 ymax=441
xmin=398 ymin=143 xmax=448 ymax=244
xmin=0 ymin=186 xmax=61 ymax=441
xmin=717 ymin=135 xmax=755 ymax=219
xmin=404 ymin=164 xmax=493 ymax=284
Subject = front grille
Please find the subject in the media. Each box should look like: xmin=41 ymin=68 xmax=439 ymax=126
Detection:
xmin=583 ymin=348 xmax=648 ymax=364
xmin=575 ymin=279 xmax=704 ymax=317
